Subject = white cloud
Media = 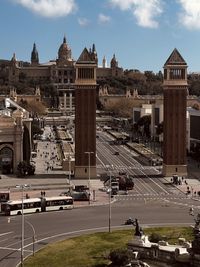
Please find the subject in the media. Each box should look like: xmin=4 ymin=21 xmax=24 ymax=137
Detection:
xmin=13 ymin=0 xmax=77 ymax=18
xmin=98 ymin=13 xmax=111 ymax=24
xmin=177 ymin=0 xmax=200 ymax=29
xmin=78 ymin=17 xmax=90 ymax=27
xmin=109 ymin=0 xmax=163 ymax=28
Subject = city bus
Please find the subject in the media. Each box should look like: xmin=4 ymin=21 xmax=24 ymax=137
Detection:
xmin=1 ymin=196 xmax=73 ymax=216
xmin=41 ymin=196 xmax=74 ymax=212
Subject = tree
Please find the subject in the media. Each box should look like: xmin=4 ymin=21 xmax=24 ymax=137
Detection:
xmin=105 ymin=98 xmax=134 ymax=117
xmin=17 ymin=161 xmax=35 ymax=177
xmin=193 ymin=103 xmax=200 ymax=110
xmin=156 ymin=122 xmax=163 ymax=135
xmin=23 ymin=125 xmax=31 ymax=163
xmin=137 ymin=115 xmax=151 ymax=138
xmin=31 ymin=121 xmax=43 ymax=137
xmin=17 ymin=161 xmax=27 ymax=177
xmin=19 ymin=99 xmax=47 ymax=116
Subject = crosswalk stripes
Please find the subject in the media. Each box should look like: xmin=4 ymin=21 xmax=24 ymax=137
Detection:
xmin=97 ymin=165 xmax=160 ymax=171
xmin=114 ymin=193 xmax=188 ymax=201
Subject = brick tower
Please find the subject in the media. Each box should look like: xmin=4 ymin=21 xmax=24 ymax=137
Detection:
xmin=163 ymin=48 xmax=188 ymax=177
xmin=74 ymin=47 xmax=97 ymax=179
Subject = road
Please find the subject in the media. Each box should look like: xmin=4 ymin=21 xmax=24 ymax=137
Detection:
xmin=0 ymin=127 xmax=199 ymax=266
xmin=96 ymin=131 xmax=180 ymax=196
xmin=0 ymin=198 xmax=197 ymax=267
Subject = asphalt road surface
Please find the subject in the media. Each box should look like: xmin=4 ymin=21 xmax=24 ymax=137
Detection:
xmin=0 ymin=198 xmax=197 ymax=267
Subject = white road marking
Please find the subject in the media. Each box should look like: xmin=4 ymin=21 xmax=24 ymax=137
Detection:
xmin=0 ymin=232 xmax=13 ymax=237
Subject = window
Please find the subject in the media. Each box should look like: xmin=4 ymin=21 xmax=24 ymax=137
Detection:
xmin=169 ymin=69 xmax=185 ymax=80
xmin=153 ymin=249 xmax=158 ymax=258
xmin=164 ymin=69 xmax=167 ymax=79
xmin=78 ymin=68 xmax=94 ymax=79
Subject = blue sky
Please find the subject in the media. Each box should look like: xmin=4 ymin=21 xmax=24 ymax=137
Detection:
xmin=1 ymin=0 xmax=200 ymax=73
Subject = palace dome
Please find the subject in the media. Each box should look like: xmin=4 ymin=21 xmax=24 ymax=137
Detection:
xmin=58 ymin=36 xmax=72 ymax=61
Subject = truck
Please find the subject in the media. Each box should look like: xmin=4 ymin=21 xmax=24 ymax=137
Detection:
xmin=116 ymin=175 xmax=134 ymax=191
xmin=104 ymin=175 xmax=134 ymax=193
xmin=111 ymin=181 xmax=119 ymax=195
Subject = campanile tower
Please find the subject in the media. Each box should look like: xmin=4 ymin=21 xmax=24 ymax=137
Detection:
xmin=163 ymin=48 xmax=188 ymax=177
xmin=74 ymin=47 xmax=97 ymax=179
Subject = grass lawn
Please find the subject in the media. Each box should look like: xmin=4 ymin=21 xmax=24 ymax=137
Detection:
xmin=24 ymin=227 xmax=193 ymax=267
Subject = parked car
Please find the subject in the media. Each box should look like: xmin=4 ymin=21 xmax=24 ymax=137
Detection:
xmin=71 ymin=191 xmax=89 ymax=201
xmin=60 ymin=191 xmax=89 ymax=201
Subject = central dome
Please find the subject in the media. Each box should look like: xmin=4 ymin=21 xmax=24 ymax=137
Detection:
xmin=58 ymin=36 xmax=72 ymax=61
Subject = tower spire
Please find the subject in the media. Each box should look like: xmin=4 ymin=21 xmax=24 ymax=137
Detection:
xmin=31 ymin=42 xmax=39 ymax=65
xmin=63 ymin=35 xmax=66 ymax=43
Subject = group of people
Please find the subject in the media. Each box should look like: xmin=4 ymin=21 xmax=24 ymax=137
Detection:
xmin=41 ymin=191 xmax=46 ymax=197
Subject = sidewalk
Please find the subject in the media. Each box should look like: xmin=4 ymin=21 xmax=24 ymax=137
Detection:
xmin=163 ymin=176 xmax=200 ymax=202
xmin=0 ymin=134 xmax=109 ymax=206
xmin=0 ymin=174 xmax=109 ymax=206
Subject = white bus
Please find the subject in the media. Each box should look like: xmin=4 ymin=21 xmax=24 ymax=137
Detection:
xmin=41 ymin=196 xmax=74 ymax=212
xmin=1 ymin=196 xmax=73 ymax=216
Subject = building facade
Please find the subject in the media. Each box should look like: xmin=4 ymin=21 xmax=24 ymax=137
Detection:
xmin=0 ymin=99 xmax=32 ymax=173
xmin=3 ymin=37 xmax=123 ymax=113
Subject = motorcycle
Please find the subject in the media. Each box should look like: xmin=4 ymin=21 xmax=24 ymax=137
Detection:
xmin=124 ymin=218 xmax=135 ymax=225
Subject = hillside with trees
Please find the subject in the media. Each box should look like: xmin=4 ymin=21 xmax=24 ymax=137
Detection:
xmin=97 ymin=70 xmax=200 ymax=96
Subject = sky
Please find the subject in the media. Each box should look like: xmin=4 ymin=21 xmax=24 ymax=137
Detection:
xmin=1 ymin=0 xmax=200 ymax=73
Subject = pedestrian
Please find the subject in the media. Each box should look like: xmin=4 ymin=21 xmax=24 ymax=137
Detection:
xmin=189 ymin=206 xmax=194 ymax=216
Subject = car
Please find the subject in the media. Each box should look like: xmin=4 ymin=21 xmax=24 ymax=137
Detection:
xmin=114 ymin=151 xmax=119 ymax=155
xmin=71 ymin=191 xmax=89 ymax=201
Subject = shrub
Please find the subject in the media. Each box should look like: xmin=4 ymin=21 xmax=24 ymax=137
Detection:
xmin=149 ymin=233 xmax=164 ymax=243
xmin=17 ymin=161 xmax=35 ymax=177
xmin=109 ymin=248 xmax=133 ymax=266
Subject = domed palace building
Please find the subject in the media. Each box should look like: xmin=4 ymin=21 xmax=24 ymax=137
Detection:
xmin=7 ymin=36 xmax=123 ymax=112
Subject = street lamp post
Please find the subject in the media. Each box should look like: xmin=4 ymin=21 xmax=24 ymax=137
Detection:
xmin=68 ymin=154 xmax=72 ymax=185
xmin=105 ymin=165 xmax=113 ymax=233
xmin=16 ymin=184 xmax=30 ymax=267
xmin=85 ymin=151 xmax=94 ymax=205
xmin=8 ymin=217 xmax=36 ymax=258
xmin=109 ymin=169 xmax=112 ymax=233
xmin=154 ymin=125 xmax=158 ymax=154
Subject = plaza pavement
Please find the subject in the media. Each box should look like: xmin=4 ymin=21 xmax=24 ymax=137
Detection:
xmin=0 ymin=136 xmax=108 ymax=206
xmin=0 ymin=174 xmax=108 ymax=207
